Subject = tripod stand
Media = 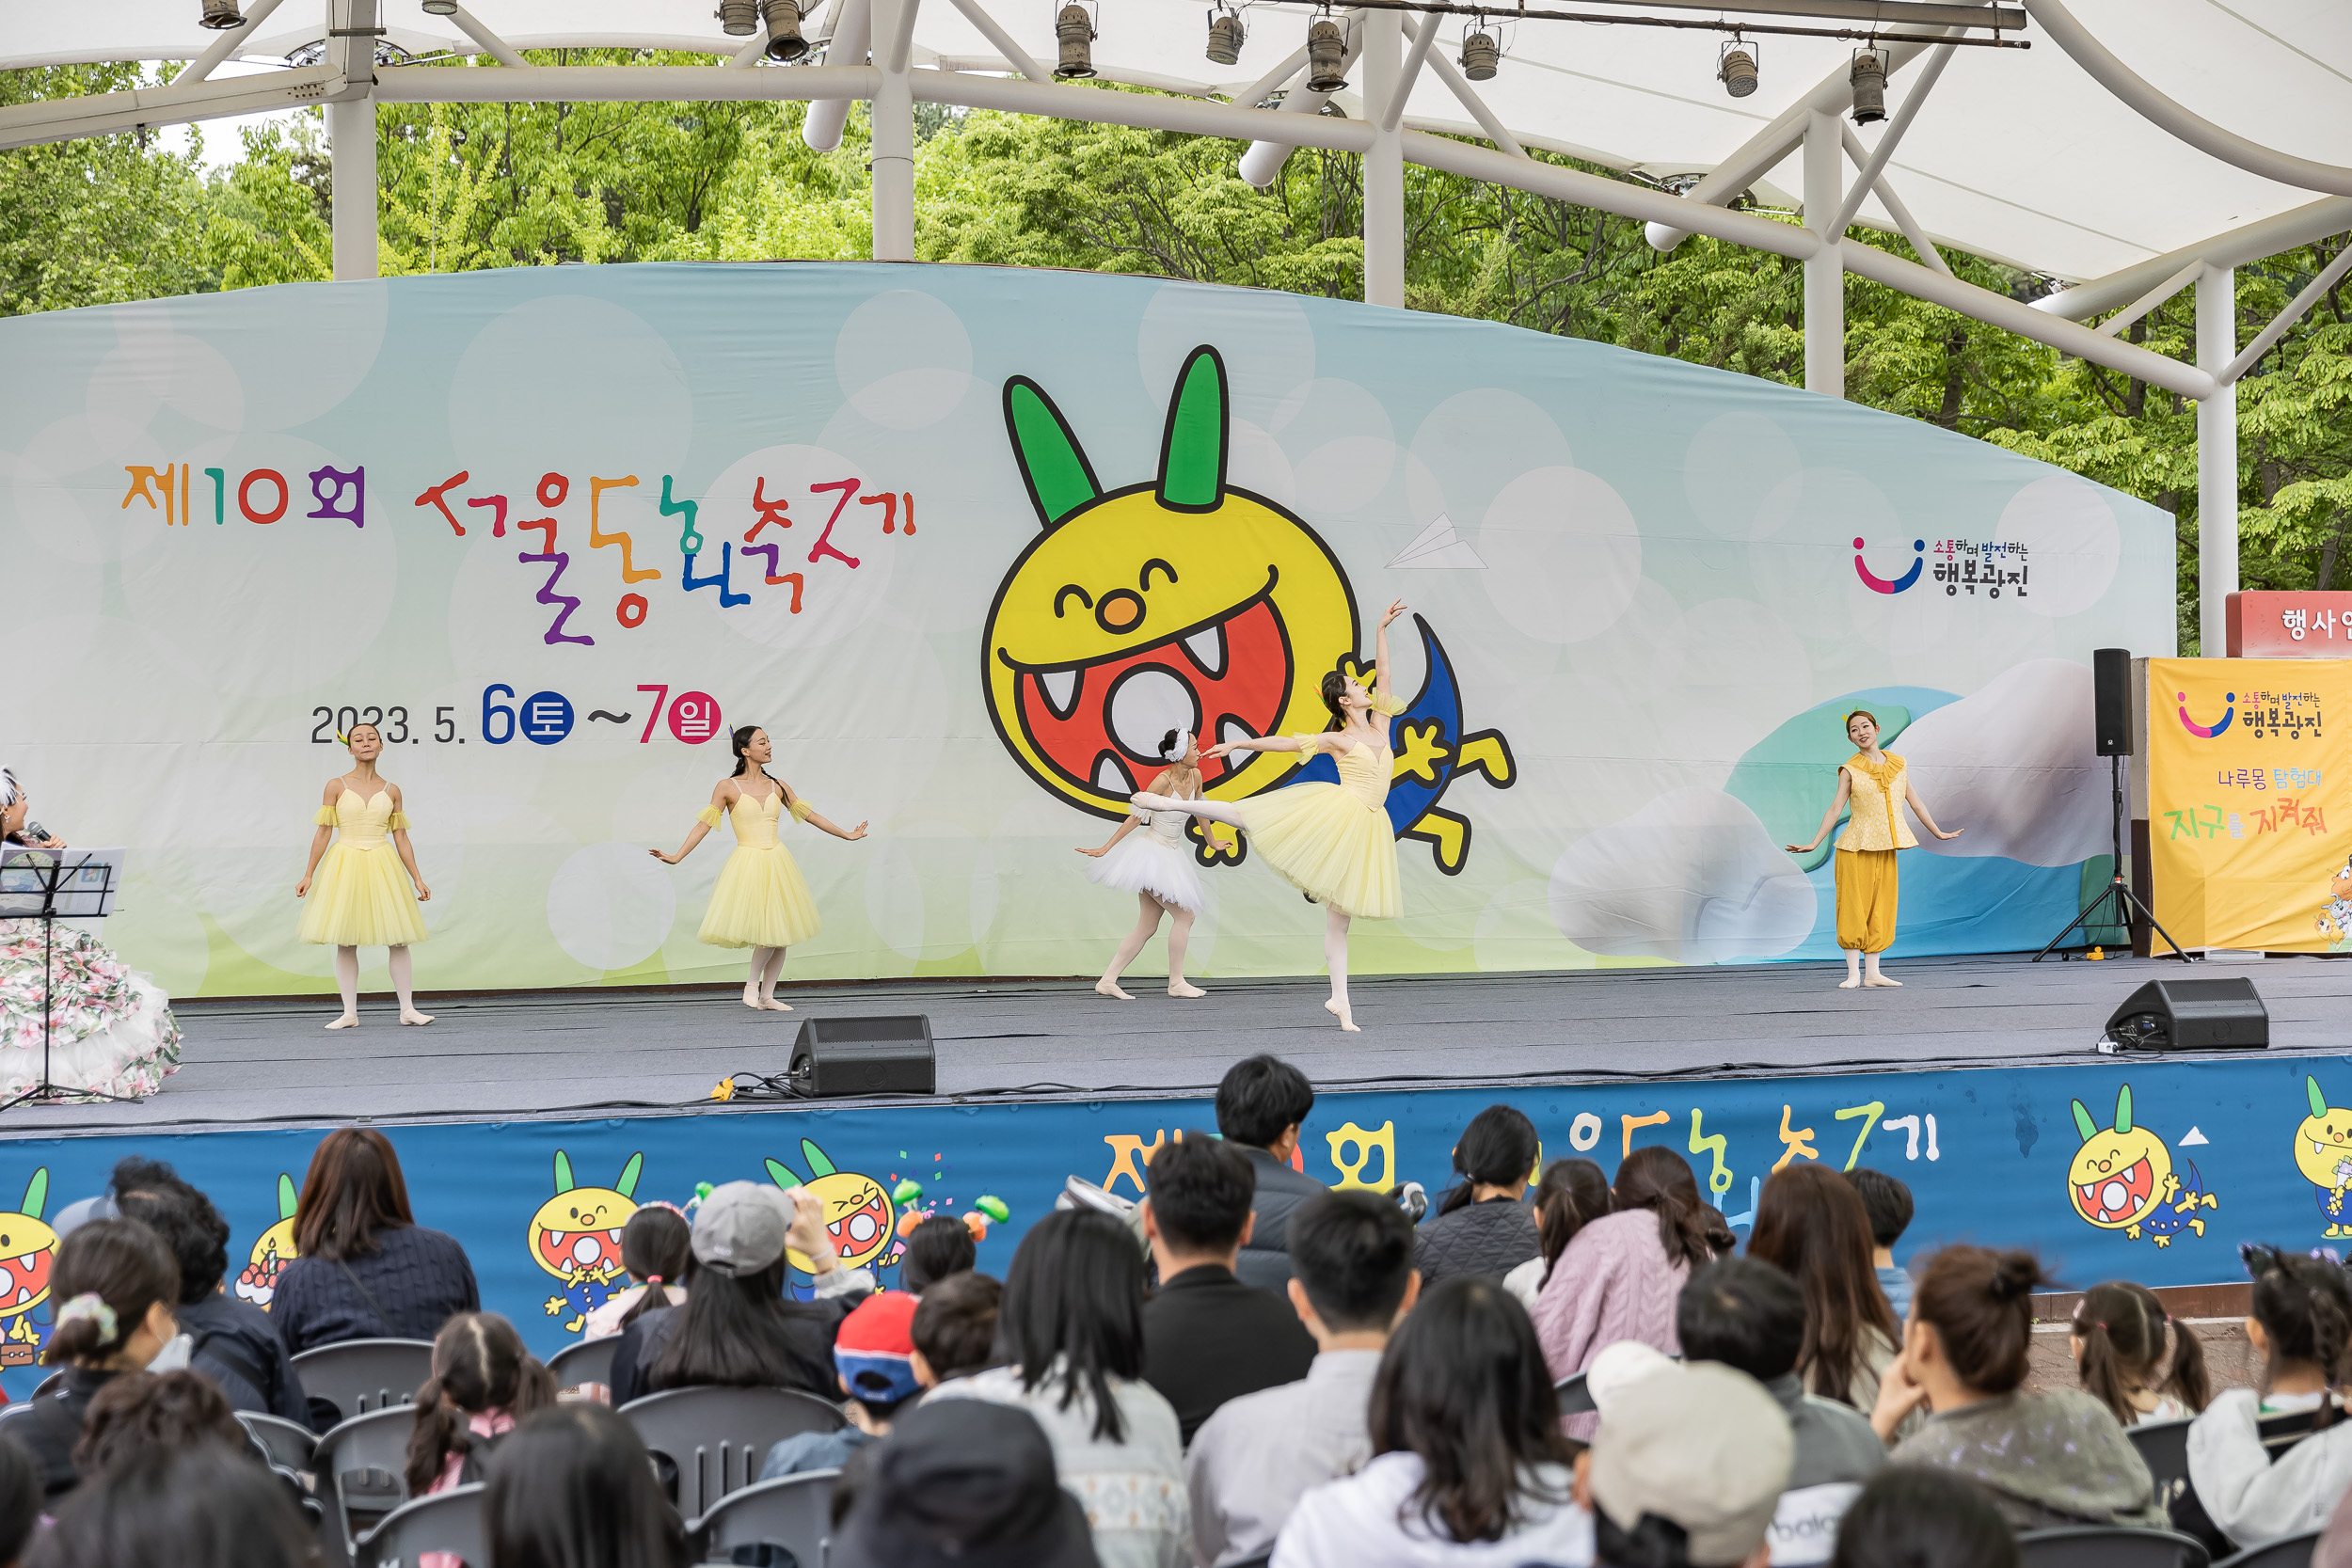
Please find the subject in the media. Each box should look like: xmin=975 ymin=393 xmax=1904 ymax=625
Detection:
xmin=2033 ymin=753 xmax=2193 ymax=963
xmin=0 ymin=847 xmax=136 ymax=1111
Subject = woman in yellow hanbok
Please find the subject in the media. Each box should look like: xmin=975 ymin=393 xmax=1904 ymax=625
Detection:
xmin=294 ymin=722 xmax=435 ymax=1030
xmin=652 ymin=725 xmax=867 ymax=1012
xmin=1134 ymin=599 xmax=1411 ymax=1033
xmin=1786 ymin=708 xmax=1964 ymax=990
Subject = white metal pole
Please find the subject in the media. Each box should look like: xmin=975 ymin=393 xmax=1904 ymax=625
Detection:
xmin=871 ymin=0 xmax=917 ymax=260
xmin=2197 ymin=264 xmax=2238 ymax=656
xmin=1804 ymin=109 xmax=1842 ymax=397
xmin=327 ymin=94 xmax=379 ymax=280
xmin=1363 ymin=9 xmax=1404 ymax=308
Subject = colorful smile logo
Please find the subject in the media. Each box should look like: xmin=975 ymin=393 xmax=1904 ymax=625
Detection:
xmin=767 ymin=1139 xmax=897 ymax=1284
xmin=2178 ymin=689 xmax=2234 ymax=738
xmin=529 ymin=1151 xmax=642 ymax=1334
xmin=234 ymin=1174 xmax=299 ymax=1311
xmin=1852 ymin=537 xmax=1925 ymax=594
xmin=981 ymin=344 xmax=1511 ymax=871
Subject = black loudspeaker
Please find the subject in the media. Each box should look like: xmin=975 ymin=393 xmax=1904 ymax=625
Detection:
xmin=2105 ymin=977 xmax=2268 ymax=1051
xmin=787 ymin=1016 xmax=935 ymax=1097
xmin=2094 ymin=647 xmax=2133 ymax=757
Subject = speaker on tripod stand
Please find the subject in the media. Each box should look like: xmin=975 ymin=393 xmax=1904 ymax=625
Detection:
xmin=2034 ymin=648 xmax=2193 ymax=964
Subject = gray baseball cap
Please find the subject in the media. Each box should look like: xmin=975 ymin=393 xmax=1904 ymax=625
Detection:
xmin=691 ymin=1181 xmax=797 ymax=1276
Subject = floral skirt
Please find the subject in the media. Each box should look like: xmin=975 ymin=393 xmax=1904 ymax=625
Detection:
xmin=0 ymin=921 xmax=183 ymax=1101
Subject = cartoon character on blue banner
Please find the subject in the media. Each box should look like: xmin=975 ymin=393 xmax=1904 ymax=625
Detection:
xmin=234 ymin=1174 xmax=299 ymax=1311
xmin=2068 ymin=1085 xmax=2216 ymax=1247
xmin=530 ymin=1151 xmax=642 ymax=1333
xmin=2296 ymin=1076 xmax=2352 ymax=1237
xmin=766 ymin=1139 xmax=896 ymax=1298
xmin=0 ymin=1169 xmax=56 ymax=1367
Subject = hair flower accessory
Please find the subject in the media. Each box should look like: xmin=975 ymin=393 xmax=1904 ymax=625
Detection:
xmin=56 ymin=1292 xmax=118 ymax=1341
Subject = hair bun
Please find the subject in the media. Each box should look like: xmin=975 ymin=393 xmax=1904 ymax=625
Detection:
xmin=1989 ymin=1252 xmax=2042 ymax=1301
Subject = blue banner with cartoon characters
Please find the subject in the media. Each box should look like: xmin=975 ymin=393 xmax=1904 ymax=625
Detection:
xmin=2 ymin=1053 xmax=2350 ymax=1397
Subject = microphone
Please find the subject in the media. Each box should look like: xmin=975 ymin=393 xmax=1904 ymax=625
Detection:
xmin=23 ymin=822 xmax=52 ymax=845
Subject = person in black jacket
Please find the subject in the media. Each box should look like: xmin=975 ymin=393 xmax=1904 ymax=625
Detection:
xmin=12 ymin=1218 xmax=183 ymax=1499
xmin=1412 ymin=1103 xmax=1541 ymax=1289
xmin=1216 ymin=1053 xmax=1327 ymax=1293
xmin=1139 ymin=1132 xmax=1317 ymax=1443
xmin=109 ymin=1160 xmax=310 ymax=1428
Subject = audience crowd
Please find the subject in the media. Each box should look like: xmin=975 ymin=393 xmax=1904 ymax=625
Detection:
xmin=4 ymin=1048 xmax=2350 ymax=1568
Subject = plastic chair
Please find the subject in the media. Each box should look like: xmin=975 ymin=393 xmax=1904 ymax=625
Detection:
xmin=691 ymin=1470 xmax=837 ymax=1565
xmin=2214 ymin=1531 xmax=2322 ymax=1568
xmin=549 ymin=1335 xmax=619 ymax=1393
xmin=293 ymin=1338 xmax=436 ymax=1424
xmin=2016 ymin=1526 xmax=2212 ymax=1568
xmin=620 ymin=1386 xmax=846 ymax=1519
xmin=241 ymin=1410 xmax=322 ymax=1470
xmin=357 ymin=1482 xmax=487 ymax=1568
xmin=2129 ymin=1418 xmax=2195 ymax=1506
xmin=313 ymin=1405 xmax=419 ymax=1552
xmin=1553 ymin=1370 xmax=1595 ymax=1415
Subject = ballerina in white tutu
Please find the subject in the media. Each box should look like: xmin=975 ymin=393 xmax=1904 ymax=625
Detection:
xmin=1076 ymin=729 xmax=1209 ymax=1001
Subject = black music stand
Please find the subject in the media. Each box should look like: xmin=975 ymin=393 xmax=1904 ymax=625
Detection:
xmin=0 ymin=847 xmax=136 ymax=1110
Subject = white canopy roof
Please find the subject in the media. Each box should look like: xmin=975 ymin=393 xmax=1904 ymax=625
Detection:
xmin=3 ymin=0 xmax=2346 ymax=286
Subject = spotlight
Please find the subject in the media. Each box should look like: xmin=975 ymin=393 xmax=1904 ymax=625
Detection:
xmin=1459 ymin=28 xmax=1499 ymax=81
xmin=761 ymin=0 xmax=808 ymax=59
xmin=198 ymin=0 xmax=245 ymax=27
xmin=1056 ymin=3 xmax=1097 ymax=78
xmin=1305 ymin=16 xmax=1347 ymax=92
xmin=421 ymin=0 xmax=459 ymax=15
xmin=1849 ymin=46 xmax=1886 ymax=123
xmin=1206 ymin=8 xmax=1245 ymax=67
xmin=717 ymin=0 xmax=758 ymax=37
xmin=1717 ymin=39 xmax=1756 ymax=98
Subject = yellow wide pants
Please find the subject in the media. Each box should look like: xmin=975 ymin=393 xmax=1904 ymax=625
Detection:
xmin=1834 ymin=848 xmax=1899 ymax=954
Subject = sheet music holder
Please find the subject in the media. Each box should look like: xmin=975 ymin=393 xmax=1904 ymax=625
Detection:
xmin=0 ymin=847 xmax=135 ymax=1110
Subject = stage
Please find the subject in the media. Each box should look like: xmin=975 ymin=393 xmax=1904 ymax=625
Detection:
xmin=7 ymin=951 xmax=2343 ymax=1134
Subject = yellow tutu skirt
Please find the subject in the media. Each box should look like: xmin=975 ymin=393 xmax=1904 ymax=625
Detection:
xmin=1235 ymin=783 xmax=1402 ymax=920
xmin=298 ymin=844 xmax=428 ymax=947
xmin=700 ymin=845 xmax=821 ymax=949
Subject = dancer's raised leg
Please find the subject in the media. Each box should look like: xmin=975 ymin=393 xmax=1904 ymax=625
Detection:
xmin=1097 ymin=895 xmax=1160 ymax=1000
xmin=743 ymin=948 xmax=776 ymax=1011
xmin=389 ymin=944 xmax=433 ymax=1025
xmin=327 ymin=946 xmax=360 ymax=1029
xmin=1323 ymin=906 xmax=1359 ymax=1031
xmin=1166 ymin=902 xmax=1204 ymax=997
xmin=758 ymin=945 xmax=792 ymax=1009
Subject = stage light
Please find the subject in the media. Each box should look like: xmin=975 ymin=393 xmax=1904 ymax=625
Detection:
xmin=717 ymin=0 xmax=759 ymax=37
xmin=759 ymin=0 xmax=810 ymax=58
xmin=198 ymin=0 xmax=245 ymax=28
xmin=1718 ymin=39 xmax=1756 ymax=98
xmin=1850 ymin=46 xmax=1886 ymax=123
xmin=421 ymin=0 xmax=459 ymax=15
xmin=1206 ymin=8 xmax=1245 ymax=67
xmin=1056 ymin=3 xmax=1098 ymax=77
xmin=1460 ymin=27 xmax=1500 ymax=81
xmin=1305 ymin=16 xmax=1347 ymax=92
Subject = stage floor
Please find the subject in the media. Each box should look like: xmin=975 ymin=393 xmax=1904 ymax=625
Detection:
xmin=5 ymin=951 xmax=2345 ymax=1135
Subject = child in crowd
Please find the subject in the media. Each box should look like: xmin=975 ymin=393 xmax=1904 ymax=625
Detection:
xmin=1844 ymin=1168 xmax=1915 ymax=1322
xmin=16 ymin=1218 xmax=183 ymax=1499
xmin=1827 ymin=1467 xmax=2019 ymax=1568
xmin=580 ymin=1204 xmax=691 ymax=1339
xmin=72 ymin=1370 xmax=246 ymax=1478
xmin=912 ymin=1269 xmax=1002 ymax=1385
xmin=0 ymin=1437 xmax=34 ymax=1568
xmin=405 ymin=1313 xmax=558 ymax=1500
xmin=1505 ymin=1158 xmax=1611 ymax=1309
xmin=899 ymin=1213 xmax=977 ymax=1294
xmin=2187 ymin=1245 xmax=2352 ymax=1545
xmin=762 ymin=1291 xmax=927 ymax=1480
xmin=2072 ymin=1280 xmax=2210 ymax=1426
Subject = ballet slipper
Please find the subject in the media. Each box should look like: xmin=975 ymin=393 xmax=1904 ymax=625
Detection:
xmin=1837 ymin=977 xmax=1862 ymax=990
xmin=1864 ymin=974 xmax=1903 ymax=987
xmin=1168 ymin=980 xmax=1206 ymax=998
xmin=741 ymin=985 xmax=766 ymax=1011
xmin=761 ymin=997 xmax=795 ymax=1011
xmin=400 ymin=1009 xmax=435 ymax=1026
xmin=1325 ymin=997 xmax=1360 ymax=1033
xmin=1095 ymin=979 xmax=1135 ymax=1000
xmin=325 ymin=1012 xmax=359 ymax=1030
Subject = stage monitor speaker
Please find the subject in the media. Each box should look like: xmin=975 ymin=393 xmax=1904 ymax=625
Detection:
xmin=2104 ymin=976 xmax=2267 ymax=1052
xmin=787 ymin=1016 xmax=935 ymax=1098
xmin=2094 ymin=647 xmax=2133 ymax=757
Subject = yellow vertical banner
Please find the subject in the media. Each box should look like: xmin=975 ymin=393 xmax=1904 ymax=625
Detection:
xmin=2147 ymin=658 xmax=2350 ymax=951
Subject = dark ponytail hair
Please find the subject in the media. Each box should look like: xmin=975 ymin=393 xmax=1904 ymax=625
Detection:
xmin=1911 ymin=1244 xmax=2047 ymax=1395
xmin=1438 ymin=1105 xmax=1539 ymax=1218
xmin=617 ymin=1206 xmax=692 ymax=1330
xmin=42 ymin=1220 xmax=179 ymax=1367
xmin=2074 ymin=1279 xmax=2211 ymax=1424
xmin=1747 ymin=1163 xmax=1902 ymax=1409
xmin=729 ymin=725 xmax=775 ymax=784
xmin=1532 ymin=1159 xmax=1612 ymax=1290
xmin=1320 ymin=671 xmax=1350 ymax=731
xmin=2248 ymin=1245 xmax=2352 ymax=1425
xmin=405 ymin=1312 xmax=557 ymax=1495
xmin=1612 ymin=1147 xmax=1713 ymax=1271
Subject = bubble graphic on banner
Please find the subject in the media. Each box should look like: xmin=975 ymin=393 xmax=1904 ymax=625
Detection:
xmin=1411 ymin=388 xmax=1573 ymax=531
xmin=1549 ymin=787 xmax=1816 ymax=962
xmin=835 ymin=290 xmax=974 ymax=431
xmin=547 ymin=842 xmax=677 ymax=974
xmin=1476 ymin=467 xmax=1641 ymax=645
xmin=1997 ymin=473 xmax=2122 ymax=618
xmin=451 ymin=295 xmax=692 ymax=479
xmin=1225 ymin=417 xmax=1295 ymax=512
xmin=1139 ymin=283 xmax=1313 ymax=406
xmin=91 ymin=326 xmax=245 ymax=436
xmin=667 ymin=692 xmax=723 ymax=745
xmin=1685 ymin=412 xmax=1800 ymax=541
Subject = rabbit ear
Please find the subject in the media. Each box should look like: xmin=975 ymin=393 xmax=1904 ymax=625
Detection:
xmin=765 ymin=1157 xmax=805 ymax=1190
xmin=2115 ymin=1085 xmax=2135 ymax=1135
xmin=2312 ymin=1076 xmax=2331 ymax=1118
xmin=18 ymin=1168 xmax=45 ymax=1221
xmin=800 ymin=1139 xmax=838 ymax=1179
xmin=614 ymin=1153 xmax=643 ymax=1199
xmin=2073 ymin=1100 xmax=2099 ymax=1143
xmin=278 ymin=1174 xmax=298 ymax=1221
xmin=552 ymin=1152 xmax=577 ymax=1196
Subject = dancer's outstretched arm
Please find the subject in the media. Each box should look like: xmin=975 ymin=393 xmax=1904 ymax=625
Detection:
xmin=784 ymin=783 xmax=868 ymax=841
xmin=652 ymin=782 xmax=729 ymax=863
xmin=1374 ymin=599 xmax=1406 ymax=701
xmin=1786 ymin=769 xmax=1854 ymax=855
xmin=1904 ymin=781 xmax=1963 ymax=841
xmin=295 ymin=781 xmax=336 ymax=897
xmin=387 ymin=784 xmax=431 ymax=901
xmin=1079 ymin=816 xmax=1141 ymax=857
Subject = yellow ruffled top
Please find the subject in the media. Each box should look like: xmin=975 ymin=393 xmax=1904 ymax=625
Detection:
xmin=313 ymin=805 xmax=407 ymax=831
xmin=698 ymin=796 xmax=813 ymax=830
xmin=1835 ymin=751 xmax=1915 ymax=852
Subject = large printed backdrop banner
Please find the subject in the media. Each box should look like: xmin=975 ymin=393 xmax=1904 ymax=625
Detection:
xmin=2148 ymin=657 xmax=2349 ymax=952
xmin=0 ymin=263 xmax=2175 ymax=996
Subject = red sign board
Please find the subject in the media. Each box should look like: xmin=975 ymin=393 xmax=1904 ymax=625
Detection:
xmin=2226 ymin=592 xmax=2352 ymax=657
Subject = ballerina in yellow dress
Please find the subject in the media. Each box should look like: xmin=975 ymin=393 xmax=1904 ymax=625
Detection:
xmin=651 ymin=725 xmax=867 ymax=1012
xmin=294 ymin=722 xmax=434 ymax=1030
xmin=1133 ymin=599 xmax=1411 ymax=1033
xmin=1785 ymin=708 xmax=1963 ymax=990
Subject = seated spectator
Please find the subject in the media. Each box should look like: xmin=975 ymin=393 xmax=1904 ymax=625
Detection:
xmin=609 ymin=1181 xmax=873 ymax=1407
xmin=1581 ymin=1359 xmax=1795 ymax=1568
xmin=912 ymin=1269 xmax=1001 ymax=1385
xmin=2188 ymin=1245 xmax=2352 ymax=1545
xmin=407 ymin=1312 xmax=557 ymax=1498
xmin=485 ymin=1402 xmax=691 ymax=1568
xmin=1871 ymin=1245 xmax=2163 ymax=1530
xmin=1699 ymin=1206 xmax=1740 ymax=1259
xmin=72 ymin=1370 xmax=246 ymax=1478
xmin=1534 ymin=1146 xmax=1713 ymax=1435
xmin=2073 ymin=1280 xmax=2210 ymax=1426
xmin=900 ymin=1213 xmax=978 ymax=1294
xmin=1505 ymin=1158 xmax=1612 ymax=1309
xmin=15 ymin=1217 xmax=181 ymax=1498
xmin=269 ymin=1128 xmax=480 ymax=1364
xmin=27 ymin=1446 xmax=314 ymax=1568
xmin=110 ymin=1162 xmax=310 ymax=1426
xmin=762 ymin=1290 xmax=925 ymax=1479
xmin=1827 ymin=1467 xmax=2018 ymax=1568
xmin=1414 ymin=1104 xmax=1542 ymax=1291
xmin=1748 ymin=1164 xmax=1903 ymax=1412
xmin=1276 ymin=1277 xmax=1587 ymax=1566
xmin=1190 ymin=1190 xmax=1420 ymax=1567
xmin=1843 ymin=1168 xmax=1915 ymax=1322
xmin=1140 ymin=1134 xmax=1315 ymax=1442
xmin=1680 ymin=1258 xmax=1881 ymax=1566
xmin=580 ymin=1204 xmax=691 ymax=1339
xmin=926 ymin=1209 xmax=1184 ymax=1568
xmin=1216 ymin=1053 xmax=1326 ymax=1292
xmin=0 ymin=1435 xmax=36 ymax=1568
xmin=830 ymin=1400 xmax=1102 ymax=1568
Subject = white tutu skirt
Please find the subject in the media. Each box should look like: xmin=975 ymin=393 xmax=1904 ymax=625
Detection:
xmin=1088 ymin=833 xmax=1206 ymax=913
